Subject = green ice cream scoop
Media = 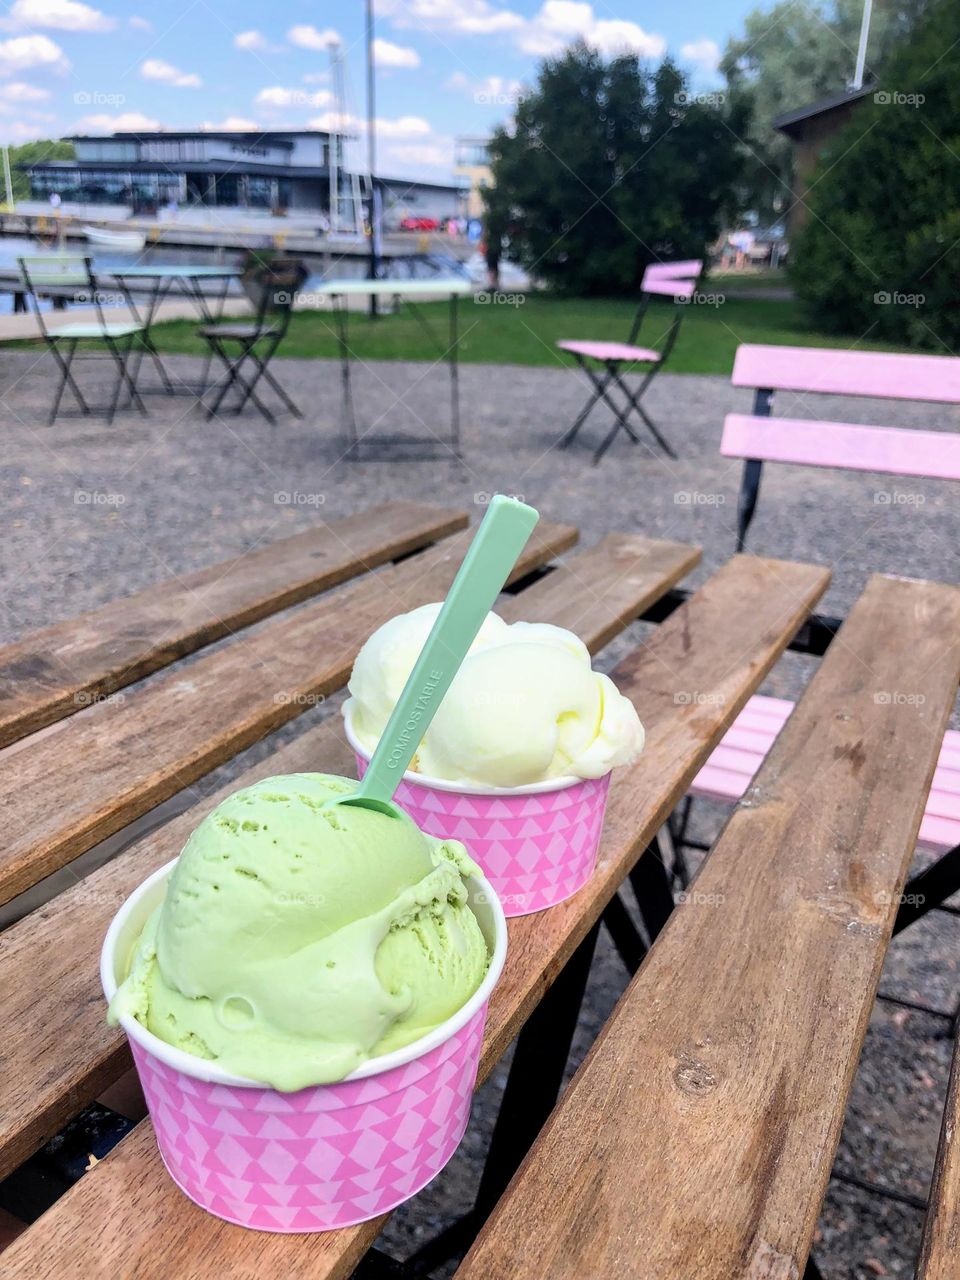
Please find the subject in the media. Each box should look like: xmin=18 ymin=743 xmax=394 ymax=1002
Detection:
xmin=108 ymin=773 xmax=489 ymax=1090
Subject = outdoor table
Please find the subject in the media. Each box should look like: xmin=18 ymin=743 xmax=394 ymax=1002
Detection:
xmin=0 ymin=503 xmax=956 ymax=1278
xmin=311 ymin=277 xmax=474 ymax=463
xmin=109 ymin=264 xmax=243 ymax=397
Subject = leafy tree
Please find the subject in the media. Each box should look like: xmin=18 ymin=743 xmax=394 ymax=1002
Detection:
xmin=722 ymin=0 xmax=928 ymax=219
xmin=485 ymin=44 xmax=743 ymax=296
xmin=790 ymin=0 xmax=960 ymax=348
xmin=7 ymin=139 xmax=75 ymax=201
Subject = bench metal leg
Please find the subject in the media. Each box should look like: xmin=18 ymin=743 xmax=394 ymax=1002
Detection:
xmin=602 ymin=891 xmax=648 ymax=974
xmin=893 ymin=841 xmax=960 ymax=934
xmin=630 ymin=832 xmax=676 ymax=944
xmin=403 ymin=923 xmax=601 ymax=1274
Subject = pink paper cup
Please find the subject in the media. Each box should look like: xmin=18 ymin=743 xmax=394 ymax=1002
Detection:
xmin=101 ymin=859 xmax=507 ymax=1233
xmin=345 ymin=710 xmax=612 ymax=917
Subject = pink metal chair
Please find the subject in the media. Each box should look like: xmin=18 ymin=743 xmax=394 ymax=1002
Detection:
xmin=678 ymin=343 xmax=960 ymax=952
xmin=556 ymin=260 xmax=703 ymax=464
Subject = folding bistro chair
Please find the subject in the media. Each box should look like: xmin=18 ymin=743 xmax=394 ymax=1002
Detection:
xmin=556 ymin=259 xmax=702 ymax=464
xmin=199 ymin=257 xmax=307 ymax=424
xmin=18 ymin=255 xmax=147 ymax=426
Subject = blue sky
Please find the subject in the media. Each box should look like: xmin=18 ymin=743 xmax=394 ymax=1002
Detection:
xmin=0 ymin=0 xmax=760 ymax=177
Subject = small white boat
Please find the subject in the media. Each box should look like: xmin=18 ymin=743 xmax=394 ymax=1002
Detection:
xmin=81 ymin=225 xmax=147 ymax=254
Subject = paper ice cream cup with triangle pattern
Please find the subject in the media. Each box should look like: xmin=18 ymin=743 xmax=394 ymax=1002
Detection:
xmin=345 ymin=708 xmax=612 ymax=918
xmin=101 ymin=857 xmax=507 ymax=1234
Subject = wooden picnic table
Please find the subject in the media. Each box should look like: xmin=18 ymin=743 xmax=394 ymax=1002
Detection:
xmin=0 ymin=501 xmax=956 ymax=1279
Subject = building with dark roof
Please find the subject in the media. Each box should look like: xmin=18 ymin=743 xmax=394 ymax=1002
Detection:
xmin=773 ymin=85 xmax=874 ymax=231
xmin=22 ymin=129 xmax=462 ymax=222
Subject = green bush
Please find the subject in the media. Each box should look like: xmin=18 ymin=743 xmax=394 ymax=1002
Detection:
xmin=485 ymin=44 xmax=743 ymax=296
xmin=791 ymin=0 xmax=960 ymax=348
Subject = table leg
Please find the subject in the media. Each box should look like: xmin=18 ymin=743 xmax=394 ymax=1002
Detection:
xmin=402 ymin=293 xmax=463 ymax=460
xmin=335 ymin=298 xmax=359 ymax=458
xmin=121 ymin=275 xmax=174 ymax=395
xmin=449 ymin=290 xmax=462 ymax=461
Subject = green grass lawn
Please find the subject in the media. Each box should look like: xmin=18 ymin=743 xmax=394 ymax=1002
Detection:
xmin=14 ymin=293 xmax=898 ymax=377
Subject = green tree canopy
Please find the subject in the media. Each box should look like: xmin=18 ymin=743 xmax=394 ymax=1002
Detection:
xmin=7 ymin=138 xmax=75 ymax=201
xmin=790 ymin=0 xmax=960 ymax=348
xmin=485 ymin=43 xmax=743 ymax=296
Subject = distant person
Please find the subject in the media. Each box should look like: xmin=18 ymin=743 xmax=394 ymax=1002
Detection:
xmin=731 ymin=228 xmax=755 ymax=269
xmin=49 ymin=191 xmax=61 ymax=210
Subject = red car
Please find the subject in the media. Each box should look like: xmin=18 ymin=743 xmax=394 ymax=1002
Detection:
xmin=398 ymin=216 xmax=441 ymax=232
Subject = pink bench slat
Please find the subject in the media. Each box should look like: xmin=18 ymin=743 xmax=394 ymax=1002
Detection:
xmin=721 ymin=414 xmax=960 ymax=482
xmin=692 ymin=695 xmax=960 ymax=854
xmin=643 ymin=260 xmax=702 ymax=280
xmin=642 ymin=278 xmax=697 ymax=298
xmin=731 ymin=344 xmax=960 ymax=404
xmin=919 ymin=813 xmax=960 ymax=852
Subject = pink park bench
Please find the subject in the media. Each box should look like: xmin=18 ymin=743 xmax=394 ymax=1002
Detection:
xmin=556 ymin=259 xmax=702 ymax=463
xmin=681 ymin=343 xmax=960 ymax=944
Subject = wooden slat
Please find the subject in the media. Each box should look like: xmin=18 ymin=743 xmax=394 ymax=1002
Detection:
xmin=731 ymin=343 xmax=960 ymax=403
xmin=721 ymin=413 xmax=960 ymax=481
xmin=918 ymin=1035 xmax=960 ymax=1278
xmin=497 ymin=532 xmax=701 ymax=651
xmin=458 ymin=573 xmax=960 ymax=1280
xmin=0 ymin=502 xmax=466 ymax=750
xmin=0 ymin=533 xmax=696 ymax=1183
xmin=0 ymin=553 xmax=829 ymax=1279
xmin=0 ymin=519 xmax=577 ymax=908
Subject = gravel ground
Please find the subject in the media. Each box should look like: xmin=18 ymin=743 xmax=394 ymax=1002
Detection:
xmin=1 ymin=347 xmax=958 ymax=1278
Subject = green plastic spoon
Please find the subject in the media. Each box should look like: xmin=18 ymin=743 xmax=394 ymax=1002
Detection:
xmin=332 ymin=494 xmax=540 ymax=819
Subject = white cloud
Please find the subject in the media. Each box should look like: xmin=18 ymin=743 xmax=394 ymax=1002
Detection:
xmin=201 ymin=116 xmax=260 ymax=131
xmin=0 ymin=34 xmax=68 ymax=75
xmin=446 ymin=71 xmax=523 ymax=103
xmin=680 ymin=38 xmax=720 ymax=75
xmin=519 ymin=1 xmax=665 ymax=57
xmin=235 ymin=30 xmax=283 ymax=54
xmin=376 ymin=114 xmax=432 ymax=138
xmin=0 ymin=79 xmax=49 ymax=101
xmin=379 ymin=0 xmax=523 ymax=36
xmin=385 ymin=141 xmax=451 ymax=167
xmin=8 ymin=0 xmax=114 ymax=32
xmin=308 ymin=111 xmax=432 ymax=140
xmin=0 ymin=118 xmax=60 ymax=140
xmin=128 ymin=16 xmax=152 ymax=31
xmin=373 ymin=37 xmax=420 ymax=68
xmin=74 ymin=110 xmax=161 ymax=131
xmin=287 ymin=24 xmax=341 ymax=51
xmin=302 ymin=70 xmax=329 ymax=85
xmin=140 ymin=58 xmax=201 ymax=88
xmin=255 ymin=85 xmax=332 ymax=109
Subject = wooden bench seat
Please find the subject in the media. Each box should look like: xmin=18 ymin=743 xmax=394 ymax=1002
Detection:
xmin=918 ymin=1034 xmax=960 ymax=1278
xmin=457 ymin=574 xmax=960 ymax=1280
xmin=0 ymin=553 xmax=830 ymax=1278
xmin=0 ymin=519 xmax=580 ymax=908
xmin=0 ymin=533 xmax=701 ymax=1183
xmin=0 ymin=501 xmax=465 ymax=750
